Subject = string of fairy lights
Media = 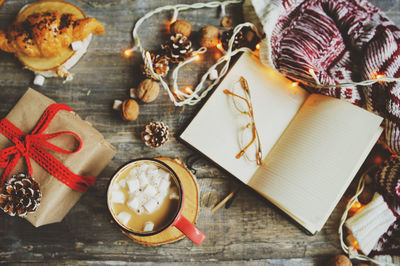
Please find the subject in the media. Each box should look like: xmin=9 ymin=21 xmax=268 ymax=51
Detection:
xmin=124 ymin=1 xmax=400 ymax=263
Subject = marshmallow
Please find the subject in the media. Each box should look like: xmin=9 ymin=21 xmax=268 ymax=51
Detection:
xmin=155 ymin=193 xmax=166 ymax=206
xmin=158 ymin=169 xmax=170 ymax=181
xmin=130 ymin=88 xmax=137 ymax=99
xmin=129 ymin=167 xmax=139 ymax=177
xmin=138 ymin=174 xmax=149 ymax=189
xmin=111 ymin=189 xmax=125 ymax=204
xmin=134 ymin=206 xmax=144 ymax=215
xmin=71 ymin=40 xmax=84 ymax=51
xmin=143 ymin=185 xmax=157 ymax=197
xmin=139 ymin=164 xmax=150 ymax=173
xmin=118 ymin=178 xmax=127 ymax=188
xmin=169 ymin=192 xmax=179 ymax=200
xmin=33 ymin=75 xmax=45 ymax=86
xmin=143 ymin=221 xmax=154 ymax=232
xmin=113 ymin=164 xmax=177 ymax=216
xmin=143 ymin=199 xmax=158 ymax=213
xmin=127 ymin=197 xmax=139 ymax=210
xmin=113 ymin=100 xmax=122 ymax=111
xmin=127 ymin=178 xmax=140 ymax=193
xmin=112 ymin=183 xmax=120 ymax=191
xmin=209 ymin=69 xmax=219 ymax=80
xmin=151 ymin=175 xmax=162 ymax=187
xmin=159 ymin=179 xmax=170 ymax=193
xmin=146 ymin=168 xmax=158 ymax=179
xmin=117 ymin=212 xmax=131 ymax=225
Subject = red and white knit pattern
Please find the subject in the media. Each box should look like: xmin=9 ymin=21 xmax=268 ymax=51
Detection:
xmin=376 ymin=156 xmax=400 ymax=201
xmin=249 ymin=0 xmax=400 ymax=154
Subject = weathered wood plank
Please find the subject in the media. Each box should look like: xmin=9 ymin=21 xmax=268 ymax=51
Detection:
xmin=0 ymin=0 xmax=398 ymax=264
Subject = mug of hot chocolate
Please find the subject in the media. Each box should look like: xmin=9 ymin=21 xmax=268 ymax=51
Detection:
xmin=107 ymin=158 xmax=205 ymax=245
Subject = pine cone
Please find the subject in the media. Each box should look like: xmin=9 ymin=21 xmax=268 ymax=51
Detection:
xmin=0 ymin=173 xmax=41 ymax=217
xmin=162 ymin=34 xmax=193 ymax=63
xmin=142 ymin=121 xmax=169 ymax=148
xmin=143 ymin=53 xmax=170 ymax=79
xmin=221 ymin=27 xmax=259 ymax=51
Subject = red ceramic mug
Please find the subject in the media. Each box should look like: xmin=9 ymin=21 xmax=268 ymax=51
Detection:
xmin=107 ymin=158 xmax=205 ymax=245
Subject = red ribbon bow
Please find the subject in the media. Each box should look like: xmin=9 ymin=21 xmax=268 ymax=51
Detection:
xmin=0 ymin=104 xmax=96 ymax=192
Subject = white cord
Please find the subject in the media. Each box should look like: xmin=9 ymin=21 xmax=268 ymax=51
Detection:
xmin=131 ymin=0 xmax=266 ymax=106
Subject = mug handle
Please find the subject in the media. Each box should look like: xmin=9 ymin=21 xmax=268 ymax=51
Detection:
xmin=173 ymin=215 xmax=206 ymax=245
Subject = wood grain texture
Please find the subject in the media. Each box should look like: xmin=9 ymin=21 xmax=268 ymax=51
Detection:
xmin=0 ymin=0 xmax=397 ymax=264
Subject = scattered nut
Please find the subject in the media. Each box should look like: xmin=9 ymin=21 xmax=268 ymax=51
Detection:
xmin=221 ymin=16 xmax=232 ymax=27
xmin=199 ymin=26 xmax=220 ymax=48
xmin=170 ymin=20 xmax=192 ymax=37
xmin=121 ymin=99 xmax=139 ymax=121
xmin=136 ymin=79 xmax=160 ymax=103
xmin=328 ymin=255 xmax=352 ymax=266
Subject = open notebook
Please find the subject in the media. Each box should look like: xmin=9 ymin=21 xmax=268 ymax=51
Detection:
xmin=180 ymin=52 xmax=383 ymax=235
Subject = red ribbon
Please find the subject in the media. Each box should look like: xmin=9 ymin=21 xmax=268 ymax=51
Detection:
xmin=0 ymin=104 xmax=96 ymax=192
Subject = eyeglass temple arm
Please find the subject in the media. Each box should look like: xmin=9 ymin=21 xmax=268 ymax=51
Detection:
xmin=235 ymin=125 xmax=257 ymax=159
xmin=223 ymin=89 xmax=252 ymax=112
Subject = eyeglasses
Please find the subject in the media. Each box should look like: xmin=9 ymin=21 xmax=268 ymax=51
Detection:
xmin=223 ymin=76 xmax=263 ymax=165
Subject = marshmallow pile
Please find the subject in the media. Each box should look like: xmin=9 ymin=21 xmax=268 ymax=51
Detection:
xmin=111 ymin=163 xmax=179 ymax=231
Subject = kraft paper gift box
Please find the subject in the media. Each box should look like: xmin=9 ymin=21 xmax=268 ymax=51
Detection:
xmin=0 ymin=88 xmax=116 ymax=227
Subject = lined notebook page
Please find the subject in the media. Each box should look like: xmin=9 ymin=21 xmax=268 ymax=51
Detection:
xmin=180 ymin=53 xmax=308 ymax=184
xmin=248 ymin=94 xmax=383 ymax=234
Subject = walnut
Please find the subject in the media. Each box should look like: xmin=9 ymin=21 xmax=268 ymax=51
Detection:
xmin=199 ymin=26 xmax=220 ymax=48
xmin=121 ymin=99 xmax=139 ymax=121
xmin=170 ymin=20 xmax=191 ymax=37
xmin=328 ymin=255 xmax=352 ymax=266
xmin=135 ymin=79 xmax=160 ymax=103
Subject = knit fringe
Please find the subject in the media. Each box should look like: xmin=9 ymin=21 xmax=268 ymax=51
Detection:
xmin=345 ymin=193 xmax=397 ymax=255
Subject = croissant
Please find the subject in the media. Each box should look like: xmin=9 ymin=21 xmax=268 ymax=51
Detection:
xmin=0 ymin=11 xmax=105 ymax=58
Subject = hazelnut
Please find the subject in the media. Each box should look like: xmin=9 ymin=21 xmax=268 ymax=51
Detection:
xmin=170 ymin=20 xmax=192 ymax=37
xmin=221 ymin=16 xmax=232 ymax=28
xmin=136 ymin=79 xmax=160 ymax=103
xmin=199 ymin=26 xmax=220 ymax=48
xmin=328 ymin=255 xmax=352 ymax=266
xmin=121 ymin=99 xmax=139 ymax=121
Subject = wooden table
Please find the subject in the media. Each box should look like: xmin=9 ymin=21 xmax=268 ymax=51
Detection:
xmin=0 ymin=0 xmax=397 ymax=264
